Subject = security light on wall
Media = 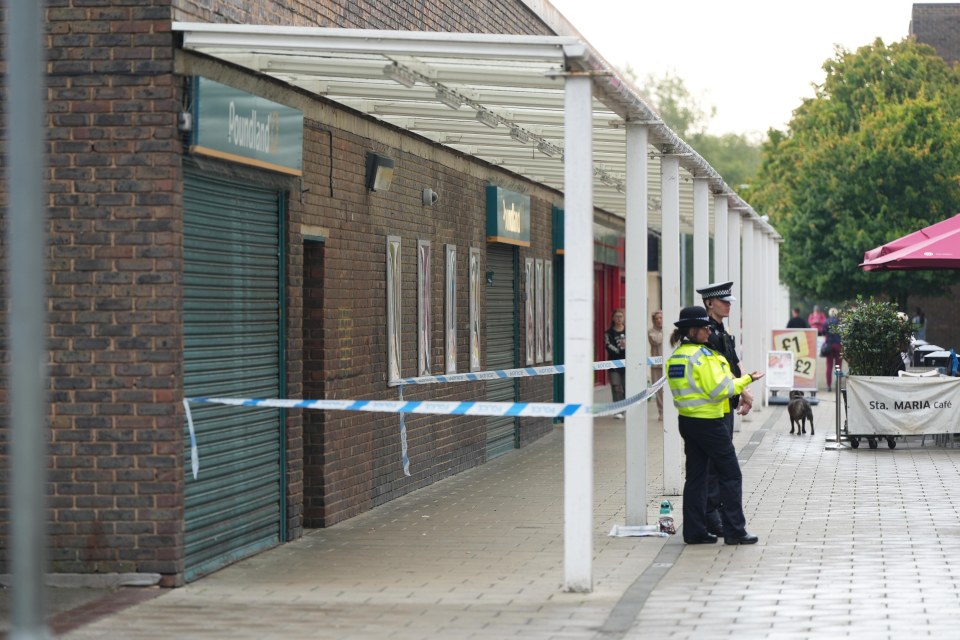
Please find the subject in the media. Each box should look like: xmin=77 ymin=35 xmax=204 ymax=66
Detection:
xmin=365 ymin=152 xmax=395 ymax=192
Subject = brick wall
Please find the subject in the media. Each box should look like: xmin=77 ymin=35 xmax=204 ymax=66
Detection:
xmin=906 ymin=294 xmax=959 ymax=350
xmin=909 ymin=4 xmax=960 ymax=354
xmin=1 ymin=0 xmax=562 ymax=577
xmin=911 ymin=4 xmax=960 ymax=64
xmin=172 ymin=0 xmax=553 ymax=35
xmin=1 ymin=0 xmax=184 ymax=577
xmin=172 ymin=0 xmax=560 ymax=528
xmin=296 ymin=120 xmax=554 ymax=525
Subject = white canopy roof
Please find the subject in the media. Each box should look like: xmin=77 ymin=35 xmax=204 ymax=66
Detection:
xmin=173 ymin=23 xmax=779 ymax=238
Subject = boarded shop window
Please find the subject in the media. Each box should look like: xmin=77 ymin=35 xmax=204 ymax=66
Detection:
xmin=445 ymin=244 xmax=457 ymax=374
xmin=535 ymin=258 xmax=544 ymax=364
xmin=525 ymin=258 xmax=535 ymax=366
xmin=469 ymin=247 xmax=481 ymax=371
xmin=387 ymin=236 xmax=402 ymax=383
xmin=417 ymin=239 xmax=431 ymax=376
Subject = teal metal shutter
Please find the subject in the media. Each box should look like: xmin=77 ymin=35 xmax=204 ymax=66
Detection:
xmin=183 ymin=169 xmax=283 ymax=582
xmin=484 ymin=245 xmax=518 ymax=459
xmin=552 ymin=255 xmax=564 ymax=403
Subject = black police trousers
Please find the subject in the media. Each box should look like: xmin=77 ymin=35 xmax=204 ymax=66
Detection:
xmin=705 ymin=410 xmax=735 ymax=529
xmin=678 ymin=414 xmax=748 ymax=540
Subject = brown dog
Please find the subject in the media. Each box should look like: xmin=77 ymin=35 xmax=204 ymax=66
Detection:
xmin=787 ymin=390 xmax=814 ymax=435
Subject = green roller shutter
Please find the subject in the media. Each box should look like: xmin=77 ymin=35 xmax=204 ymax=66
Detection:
xmin=552 ymin=255 xmax=564 ymax=403
xmin=182 ymin=169 xmax=283 ymax=582
xmin=484 ymin=245 xmax=518 ymax=459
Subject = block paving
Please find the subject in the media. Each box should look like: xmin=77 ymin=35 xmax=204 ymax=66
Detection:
xmin=9 ymin=388 xmax=959 ymax=639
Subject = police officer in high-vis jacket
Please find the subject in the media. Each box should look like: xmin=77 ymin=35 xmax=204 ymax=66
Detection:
xmin=667 ymin=306 xmax=763 ymax=545
xmin=696 ymin=280 xmax=753 ymax=536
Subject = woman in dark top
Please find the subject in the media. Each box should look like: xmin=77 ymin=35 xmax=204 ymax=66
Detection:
xmin=604 ymin=309 xmax=626 ymax=412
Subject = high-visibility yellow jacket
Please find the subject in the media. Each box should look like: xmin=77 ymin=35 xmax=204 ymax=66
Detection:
xmin=667 ymin=341 xmax=752 ymax=419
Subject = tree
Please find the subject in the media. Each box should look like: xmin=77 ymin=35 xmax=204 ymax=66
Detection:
xmin=630 ymin=67 xmax=716 ymax=139
xmin=751 ymin=39 xmax=960 ymax=305
xmin=624 ymin=67 xmax=761 ymax=187
xmin=687 ymin=132 xmax=761 ymax=192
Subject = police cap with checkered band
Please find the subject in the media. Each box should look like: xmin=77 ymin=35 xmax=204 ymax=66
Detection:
xmin=696 ymin=281 xmax=736 ymax=302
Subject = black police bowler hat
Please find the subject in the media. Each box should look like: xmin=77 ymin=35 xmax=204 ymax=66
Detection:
xmin=674 ymin=306 xmax=711 ymax=329
xmin=696 ymin=281 xmax=736 ymax=302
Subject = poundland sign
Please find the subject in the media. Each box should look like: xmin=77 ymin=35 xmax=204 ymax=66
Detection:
xmin=191 ymin=77 xmax=303 ymax=175
xmin=485 ymin=186 xmax=530 ymax=247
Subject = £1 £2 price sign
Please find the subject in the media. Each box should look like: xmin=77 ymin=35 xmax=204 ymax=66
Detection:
xmin=771 ymin=328 xmax=818 ymax=391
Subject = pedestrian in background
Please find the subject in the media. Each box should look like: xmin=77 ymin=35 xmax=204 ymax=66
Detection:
xmin=787 ymin=307 xmax=808 ymax=328
xmin=648 ymin=309 xmax=664 ymax=421
xmin=912 ymin=307 xmax=927 ymax=341
xmin=604 ymin=308 xmax=626 ymax=417
xmin=667 ymin=306 xmax=763 ymax=545
xmin=808 ymin=305 xmax=827 ymax=335
xmin=823 ymin=307 xmax=843 ymax=389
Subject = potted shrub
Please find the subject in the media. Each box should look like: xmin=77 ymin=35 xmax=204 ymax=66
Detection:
xmin=837 ymin=297 xmax=913 ymax=376
xmin=836 ymin=296 xmax=929 ymax=449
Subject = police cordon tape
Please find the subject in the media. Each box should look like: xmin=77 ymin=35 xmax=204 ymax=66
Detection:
xmin=391 ymin=357 xmax=662 ymax=386
xmin=184 ymin=378 xmax=666 ymax=419
xmin=182 ymin=358 xmax=666 ymax=479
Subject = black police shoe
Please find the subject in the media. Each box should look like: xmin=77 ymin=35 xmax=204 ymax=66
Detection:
xmin=724 ymin=532 xmax=759 ymax=545
xmin=683 ymin=533 xmax=718 ymax=544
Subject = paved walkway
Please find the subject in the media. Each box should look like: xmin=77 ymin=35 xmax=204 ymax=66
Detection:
xmin=13 ymin=388 xmax=960 ymax=639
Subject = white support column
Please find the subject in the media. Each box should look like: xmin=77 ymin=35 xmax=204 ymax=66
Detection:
xmin=624 ymin=123 xmax=649 ymax=526
xmin=766 ymin=234 xmax=775 ymax=398
xmin=741 ymin=218 xmax=760 ymax=397
xmin=766 ymin=233 xmax=778 ymax=377
xmin=562 ymin=74 xmax=593 ymax=594
xmin=713 ymin=195 xmax=728 ymax=283
xmin=772 ymin=239 xmax=784 ymax=327
xmin=755 ymin=227 xmax=768 ymax=405
xmin=660 ymin=154 xmax=682 ymax=496
xmin=727 ymin=207 xmax=742 ymax=423
xmin=693 ymin=178 xmax=709 ymax=289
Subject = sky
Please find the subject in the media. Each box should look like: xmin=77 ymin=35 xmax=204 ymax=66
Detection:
xmin=546 ymin=0 xmax=921 ymax=137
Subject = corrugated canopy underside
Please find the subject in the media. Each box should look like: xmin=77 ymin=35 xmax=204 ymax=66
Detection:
xmin=174 ymin=23 xmax=779 ymax=238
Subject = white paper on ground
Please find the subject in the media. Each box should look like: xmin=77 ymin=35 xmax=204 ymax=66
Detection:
xmin=609 ymin=524 xmax=668 ymax=538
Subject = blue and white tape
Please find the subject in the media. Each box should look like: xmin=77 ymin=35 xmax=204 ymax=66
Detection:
xmin=182 ymin=398 xmax=200 ymax=481
xmin=593 ymin=375 xmax=667 ymax=417
xmin=183 ymin=357 xmax=667 ymax=479
xmin=185 ymin=396 xmax=590 ymax=417
xmin=183 ymin=395 xmax=590 ymax=480
xmin=398 ymin=386 xmax=409 ymax=476
xmin=393 ymin=357 xmax=662 ymax=386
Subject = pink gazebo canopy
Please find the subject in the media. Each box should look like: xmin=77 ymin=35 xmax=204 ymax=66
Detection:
xmin=861 ymin=213 xmax=960 ymax=264
xmin=860 ymin=219 xmax=960 ymax=271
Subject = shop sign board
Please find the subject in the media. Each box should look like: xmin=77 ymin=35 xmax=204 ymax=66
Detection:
xmin=846 ymin=375 xmax=960 ymax=435
xmin=192 ymin=77 xmax=304 ymax=176
xmin=486 ymin=186 xmax=530 ymax=246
